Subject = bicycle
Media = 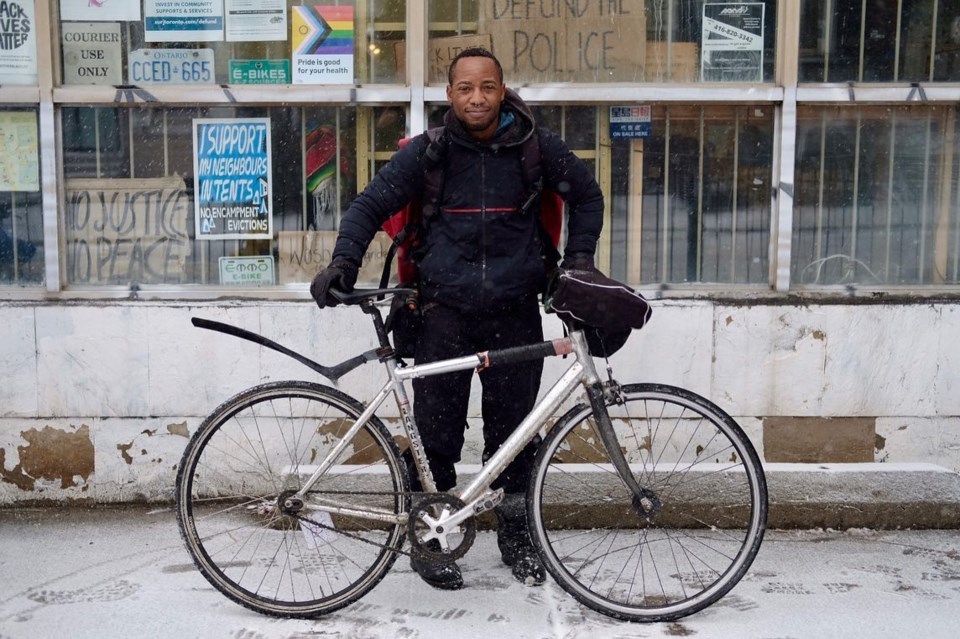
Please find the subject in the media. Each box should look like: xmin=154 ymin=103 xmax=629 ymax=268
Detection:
xmin=175 ymin=286 xmax=767 ymax=623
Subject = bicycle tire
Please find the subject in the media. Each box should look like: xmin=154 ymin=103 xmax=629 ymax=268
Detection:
xmin=529 ymin=383 xmax=767 ymax=622
xmin=175 ymin=380 xmax=409 ymax=618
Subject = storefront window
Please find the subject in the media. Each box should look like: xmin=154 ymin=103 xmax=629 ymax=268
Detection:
xmin=793 ymin=105 xmax=960 ymax=286
xmin=0 ymin=109 xmax=43 ymax=287
xmin=427 ymin=0 xmax=777 ymax=84
xmin=615 ymin=105 xmax=774 ymax=285
xmin=60 ymin=105 xmax=404 ymax=288
xmin=799 ymin=0 xmax=960 ymax=82
xmin=56 ymin=1 xmax=406 ymax=86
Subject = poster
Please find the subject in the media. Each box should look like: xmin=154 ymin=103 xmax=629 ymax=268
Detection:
xmin=193 ymin=118 xmax=273 ymax=240
xmin=225 ymin=0 xmax=286 ymax=42
xmin=61 ymin=22 xmax=123 ymax=85
xmin=144 ymin=0 xmax=224 ymax=43
xmin=63 ymin=177 xmax=192 ymax=285
xmin=609 ymin=105 xmax=652 ymax=140
xmin=701 ymin=3 xmax=764 ymax=82
xmin=0 ymin=111 xmax=38 ymax=191
xmin=60 ymin=0 xmax=141 ymax=22
xmin=292 ymin=5 xmax=354 ymax=84
xmin=0 ymin=0 xmax=37 ymax=85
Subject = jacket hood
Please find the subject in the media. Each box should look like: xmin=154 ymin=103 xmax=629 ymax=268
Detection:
xmin=444 ymin=87 xmax=536 ymax=149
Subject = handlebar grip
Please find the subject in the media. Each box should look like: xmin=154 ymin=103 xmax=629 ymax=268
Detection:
xmin=482 ymin=341 xmax=560 ymax=368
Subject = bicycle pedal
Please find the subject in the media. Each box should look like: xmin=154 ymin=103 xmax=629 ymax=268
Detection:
xmin=469 ymin=489 xmax=504 ymax=515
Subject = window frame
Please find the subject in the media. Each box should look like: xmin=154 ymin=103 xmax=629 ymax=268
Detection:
xmin=1 ymin=1 xmax=959 ymax=300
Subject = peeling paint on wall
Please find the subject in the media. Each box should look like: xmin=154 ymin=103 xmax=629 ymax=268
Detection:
xmin=166 ymin=422 xmax=189 ymax=438
xmin=0 ymin=425 xmax=95 ymax=490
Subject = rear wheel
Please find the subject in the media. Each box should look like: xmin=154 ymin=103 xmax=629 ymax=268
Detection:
xmin=529 ymin=383 xmax=767 ymax=622
xmin=175 ymin=381 xmax=409 ymax=618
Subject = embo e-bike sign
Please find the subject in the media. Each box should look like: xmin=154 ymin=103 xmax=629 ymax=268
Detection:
xmin=193 ymin=118 xmax=273 ymax=240
xmin=219 ymin=256 xmax=275 ymax=285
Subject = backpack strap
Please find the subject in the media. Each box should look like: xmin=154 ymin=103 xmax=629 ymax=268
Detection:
xmin=378 ymin=127 xmax=449 ymax=289
xmin=420 ymin=127 xmax=448 ymax=221
xmin=520 ymin=130 xmax=562 ymax=271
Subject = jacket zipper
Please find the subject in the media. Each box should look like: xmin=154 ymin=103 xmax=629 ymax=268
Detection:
xmin=480 ymin=152 xmax=487 ymax=308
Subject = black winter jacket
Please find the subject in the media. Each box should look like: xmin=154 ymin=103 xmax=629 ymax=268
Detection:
xmin=333 ymin=89 xmax=604 ymax=313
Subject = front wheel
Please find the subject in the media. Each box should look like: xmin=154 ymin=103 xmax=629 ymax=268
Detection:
xmin=529 ymin=383 xmax=767 ymax=622
xmin=175 ymin=381 xmax=409 ymax=618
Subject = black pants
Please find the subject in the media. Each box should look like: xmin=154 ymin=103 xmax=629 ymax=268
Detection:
xmin=410 ymin=300 xmax=543 ymax=494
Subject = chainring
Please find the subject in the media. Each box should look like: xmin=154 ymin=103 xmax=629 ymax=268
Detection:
xmin=407 ymin=494 xmax=477 ymax=563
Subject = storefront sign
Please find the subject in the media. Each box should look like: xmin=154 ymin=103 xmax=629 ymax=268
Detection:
xmin=64 ymin=177 xmax=192 ymax=285
xmin=0 ymin=111 xmax=38 ymax=191
xmin=219 ymin=256 xmax=275 ymax=285
xmin=225 ymin=0 xmax=286 ymax=42
xmin=62 ymin=22 xmax=122 ymax=85
xmin=129 ymin=48 xmax=214 ymax=84
xmin=701 ymin=3 xmax=764 ymax=82
xmin=144 ymin=0 xmax=224 ymax=42
xmin=292 ymin=5 xmax=354 ymax=84
xmin=193 ymin=118 xmax=273 ymax=240
xmin=0 ymin=0 xmax=37 ymax=85
xmin=229 ymin=59 xmax=291 ymax=84
xmin=610 ymin=105 xmax=652 ymax=140
xmin=478 ymin=1 xmax=645 ymax=82
xmin=60 ymin=0 xmax=141 ymax=21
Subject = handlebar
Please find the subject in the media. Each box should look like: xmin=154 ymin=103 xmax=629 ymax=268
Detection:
xmin=328 ymin=286 xmax=417 ymax=306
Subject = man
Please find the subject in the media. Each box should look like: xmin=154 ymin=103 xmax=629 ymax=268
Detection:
xmin=310 ymin=48 xmax=603 ymax=590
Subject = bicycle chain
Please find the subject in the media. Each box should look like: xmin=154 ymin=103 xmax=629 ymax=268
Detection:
xmin=286 ymin=490 xmax=436 ymax=560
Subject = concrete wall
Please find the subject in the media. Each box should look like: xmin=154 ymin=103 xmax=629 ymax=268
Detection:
xmin=1 ymin=299 xmax=958 ymax=504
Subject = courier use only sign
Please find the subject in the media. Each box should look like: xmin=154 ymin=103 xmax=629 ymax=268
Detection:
xmin=193 ymin=118 xmax=273 ymax=240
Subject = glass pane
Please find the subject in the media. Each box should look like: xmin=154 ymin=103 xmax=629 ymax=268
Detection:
xmin=616 ymin=105 xmax=773 ymax=285
xmin=0 ymin=109 xmax=44 ymax=287
xmin=800 ymin=0 xmax=960 ymax=82
xmin=60 ymin=105 xmax=404 ymax=287
xmin=793 ymin=105 xmax=960 ymax=287
xmin=56 ymin=1 xmax=406 ymax=86
xmin=427 ymin=0 xmax=776 ymax=84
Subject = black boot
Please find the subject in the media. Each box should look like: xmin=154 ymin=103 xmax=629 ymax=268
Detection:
xmin=410 ymin=540 xmax=464 ymax=590
xmin=494 ymin=494 xmax=546 ymax=586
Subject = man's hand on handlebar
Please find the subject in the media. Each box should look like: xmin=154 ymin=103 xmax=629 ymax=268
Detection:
xmin=310 ymin=258 xmax=359 ymax=308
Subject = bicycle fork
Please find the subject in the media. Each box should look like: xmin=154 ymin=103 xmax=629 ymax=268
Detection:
xmin=584 ymin=382 xmax=662 ymax=517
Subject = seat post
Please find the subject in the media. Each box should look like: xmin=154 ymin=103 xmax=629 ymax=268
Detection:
xmin=360 ymin=299 xmax=393 ymax=350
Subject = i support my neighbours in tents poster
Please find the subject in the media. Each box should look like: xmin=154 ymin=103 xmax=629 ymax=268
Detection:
xmin=193 ymin=118 xmax=273 ymax=241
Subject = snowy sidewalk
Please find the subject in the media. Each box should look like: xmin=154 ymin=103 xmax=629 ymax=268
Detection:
xmin=2 ymin=506 xmax=960 ymax=639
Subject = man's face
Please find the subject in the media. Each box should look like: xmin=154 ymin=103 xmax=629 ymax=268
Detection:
xmin=446 ymin=56 xmax=506 ymax=140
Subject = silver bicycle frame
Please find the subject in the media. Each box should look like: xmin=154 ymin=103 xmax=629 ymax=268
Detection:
xmin=291 ymin=329 xmax=602 ymax=530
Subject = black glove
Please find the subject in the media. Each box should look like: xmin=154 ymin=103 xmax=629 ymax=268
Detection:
xmin=310 ymin=258 xmax=359 ymax=308
xmin=560 ymin=253 xmax=596 ymax=271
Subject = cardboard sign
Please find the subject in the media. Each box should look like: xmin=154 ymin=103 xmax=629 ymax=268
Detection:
xmin=278 ymin=231 xmax=395 ymax=284
xmin=394 ymin=34 xmax=492 ymax=83
xmin=478 ymin=1 xmax=645 ymax=82
xmin=64 ymin=177 xmax=192 ymax=285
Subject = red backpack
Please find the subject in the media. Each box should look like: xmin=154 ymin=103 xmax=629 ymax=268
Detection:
xmin=378 ymin=127 xmax=564 ymax=288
